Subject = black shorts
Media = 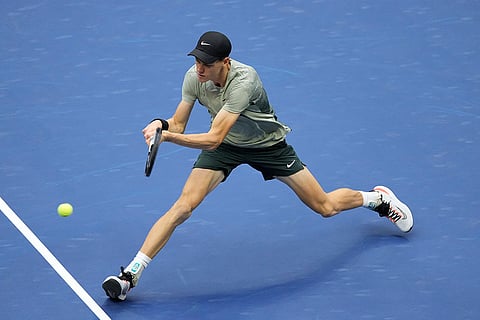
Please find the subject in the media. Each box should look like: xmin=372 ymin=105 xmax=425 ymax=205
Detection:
xmin=193 ymin=140 xmax=305 ymax=181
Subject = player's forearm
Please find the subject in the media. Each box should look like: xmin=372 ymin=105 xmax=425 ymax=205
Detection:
xmin=166 ymin=117 xmax=187 ymax=134
xmin=163 ymin=131 xmax=223 ymax=150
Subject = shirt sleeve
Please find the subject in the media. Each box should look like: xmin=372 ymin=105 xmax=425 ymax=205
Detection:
xmin=181 ymin=66 xmax=198 ymax=103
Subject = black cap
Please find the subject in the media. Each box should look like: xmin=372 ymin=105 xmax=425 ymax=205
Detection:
xmin=188 ymin=31 xmax=232 ymax=64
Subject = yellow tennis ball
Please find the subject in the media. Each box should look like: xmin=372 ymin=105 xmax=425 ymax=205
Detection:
xmin=57 ymin=203 xmax=73 ymax=217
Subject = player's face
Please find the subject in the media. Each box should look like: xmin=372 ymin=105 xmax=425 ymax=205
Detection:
xmin=194 ymin=58 xmax=227 ymax=83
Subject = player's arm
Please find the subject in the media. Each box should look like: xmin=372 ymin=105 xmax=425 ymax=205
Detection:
xmin=166 ymin=99 xmax=195 ymax=134
xmin=163 ymin=108 xmax=240 ymax=150
xmin=143 ymin=100 xmax=194 ymax=144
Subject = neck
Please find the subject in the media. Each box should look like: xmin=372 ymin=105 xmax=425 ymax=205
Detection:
xmin=215 ymin=60 xmax=231 ymax=87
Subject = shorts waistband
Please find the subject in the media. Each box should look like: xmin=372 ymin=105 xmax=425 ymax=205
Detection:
xmin=219 ymin=140 xmax=287 ymax=152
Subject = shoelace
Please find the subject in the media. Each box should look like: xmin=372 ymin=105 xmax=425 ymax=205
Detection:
xmin=374 ymin=201 xmax=402 ymax=223
xmin=119 ymin=266 xmax=135 ymax=288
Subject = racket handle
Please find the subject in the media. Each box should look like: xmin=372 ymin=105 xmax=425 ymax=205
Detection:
xmin=149 ymin=128 xmax=161 ymax=148
xmin=149 ymin=136 xmax=155 ymax=148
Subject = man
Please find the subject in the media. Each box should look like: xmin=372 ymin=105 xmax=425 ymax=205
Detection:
xmin=102 ymin=31 xmax=413 ymax=301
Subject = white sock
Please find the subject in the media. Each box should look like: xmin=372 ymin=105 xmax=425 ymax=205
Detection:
xmin=125 ymin=251 xmax=152 ymax=277
xmin=360 ymin=191 xmax=380 ymax=210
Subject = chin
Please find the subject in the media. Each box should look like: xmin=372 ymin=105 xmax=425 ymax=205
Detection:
xmin=197 ymin=76 xmax=208 ymax=83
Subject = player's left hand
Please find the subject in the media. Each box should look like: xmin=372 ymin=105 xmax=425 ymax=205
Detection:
xmin=142 ymin=120 xmax=163 ymax=146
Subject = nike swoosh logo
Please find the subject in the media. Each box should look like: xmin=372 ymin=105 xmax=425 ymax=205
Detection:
xmin=397 ymin=208 xmax=407 ymax=220
xmin=201 ymin=41 xmax=211 ymax=46
xmin=286 ymin=160 xmax=296 ymax=168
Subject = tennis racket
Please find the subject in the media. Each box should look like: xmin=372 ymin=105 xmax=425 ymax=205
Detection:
xmin=145 ymin=128 xmax=161 ymax=177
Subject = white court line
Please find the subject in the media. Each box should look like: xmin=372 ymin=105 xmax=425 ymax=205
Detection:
xmin=0 ymin=196 xmax=111 ymax=320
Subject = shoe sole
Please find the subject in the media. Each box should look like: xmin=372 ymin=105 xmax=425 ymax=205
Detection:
xmin=374 ymin=186 xmax=414 ymax=233
xmin=102 ymin=277 xmax=126 ymax=301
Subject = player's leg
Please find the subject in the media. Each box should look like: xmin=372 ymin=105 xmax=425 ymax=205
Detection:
xmin=276 ymin=167 xmax=363 ymax=217
xmin=277 ymin=169 xmax=413 ymax=232
xmin=139 ymin=168 xmax=225 ymax=258
xmin=261 ymin=141 xmax=412 ymax=230
xmin=102 ymin=168 xmax=225 ymax=301
xmin=247 ymin=141 xmax=363 ymax=216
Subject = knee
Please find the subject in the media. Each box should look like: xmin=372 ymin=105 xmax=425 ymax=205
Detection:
xmin=316 ymin=207 xmax=338 ymax=218
xmin=167 ymin=200 xmax=193 ymax=226
xmin=312 ymin=199 xmax=339 ymax=218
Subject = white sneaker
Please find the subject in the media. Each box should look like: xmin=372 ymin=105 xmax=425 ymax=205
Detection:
xmin=102 ymin=267 xmax=135 ymax=301
xmin=373 ymin=186 xmax=413 ymax=233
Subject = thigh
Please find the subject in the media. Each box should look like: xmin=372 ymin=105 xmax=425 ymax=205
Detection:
xmin=276 ymin=167 xmax=330 ymax=212
xmin=179 ymin=168 xmax=225 ymax=211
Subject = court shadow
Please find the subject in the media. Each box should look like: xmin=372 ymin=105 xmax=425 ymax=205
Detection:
xmin=102 ymin=226 xmax=410 ymax=319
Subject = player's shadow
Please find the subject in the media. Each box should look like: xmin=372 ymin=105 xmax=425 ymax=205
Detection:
xmin=103 ymin=225 xmax=410 ymax=318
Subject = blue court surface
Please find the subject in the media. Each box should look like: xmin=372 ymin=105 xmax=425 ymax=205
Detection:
xmin=1 ymin=1 xmax=479 ymax=319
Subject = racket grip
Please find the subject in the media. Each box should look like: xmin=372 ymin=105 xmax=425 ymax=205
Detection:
xmin=149 ymin=136 xmax=155 ymax=148
xmin=149 ymin=128 xmax=161 ymax=148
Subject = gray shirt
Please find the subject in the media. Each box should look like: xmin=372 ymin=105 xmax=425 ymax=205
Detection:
xmin=182 ymin=59 xmax=291 ymax=147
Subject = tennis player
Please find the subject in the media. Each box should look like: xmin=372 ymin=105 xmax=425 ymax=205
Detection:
xmin=102 ymin=31 xmax=413 ymax=301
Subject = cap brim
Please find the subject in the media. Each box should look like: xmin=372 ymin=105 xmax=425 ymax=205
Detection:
xmin=188 ymin=48 xmax=218 ymax=64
